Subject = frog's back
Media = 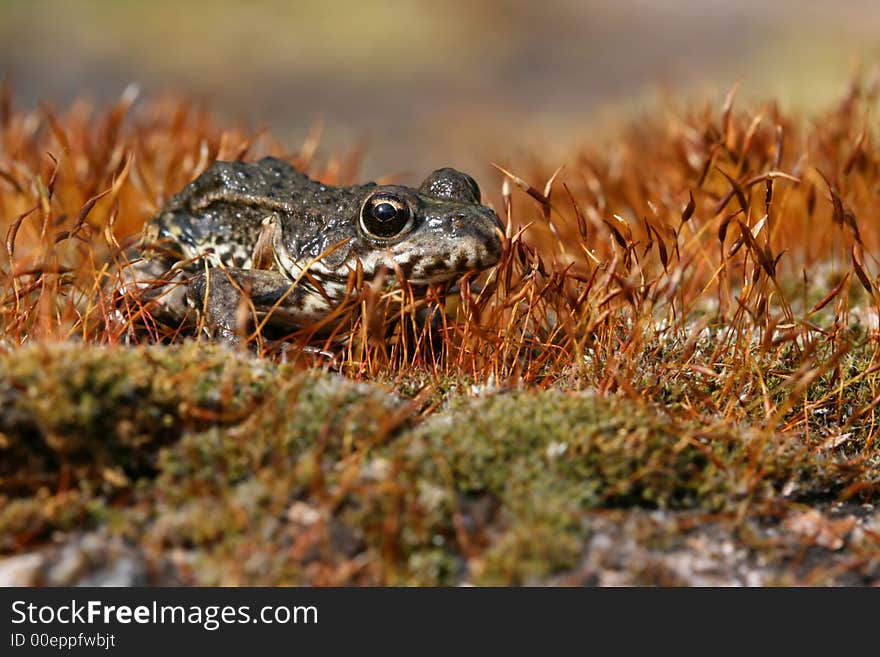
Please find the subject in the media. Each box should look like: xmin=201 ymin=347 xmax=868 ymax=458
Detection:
xmin=146 ymin=157 xmax=319 ymax=268
xmin=166 ymin=157 xmax=313 ymax=214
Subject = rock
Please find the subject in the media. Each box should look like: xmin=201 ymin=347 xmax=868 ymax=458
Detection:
xmin=0 ymin=533 xmax=180 ymax=586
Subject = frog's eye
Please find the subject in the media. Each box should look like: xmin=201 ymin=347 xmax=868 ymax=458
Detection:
xmin=360 ymin=193 xmax=413 ymax=239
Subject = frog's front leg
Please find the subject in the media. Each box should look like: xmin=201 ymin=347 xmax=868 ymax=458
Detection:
xmin=114 ymin=254 xmax=194 ymax=330
xmin=185 ymin=268 xmax=329 ymax=345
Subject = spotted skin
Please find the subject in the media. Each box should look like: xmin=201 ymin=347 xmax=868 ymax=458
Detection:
xmin=120 ymin=157 xmax=503 ymax=343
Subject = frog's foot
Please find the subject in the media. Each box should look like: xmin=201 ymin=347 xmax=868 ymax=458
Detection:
xmin=185 ymin=267 xmax=326 ymax=346
xmin=112 ymin=255 xmax=193 ymax=331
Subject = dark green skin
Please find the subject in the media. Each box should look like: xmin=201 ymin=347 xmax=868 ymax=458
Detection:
xmin=124 ymin=157 xmax=503 ymax=343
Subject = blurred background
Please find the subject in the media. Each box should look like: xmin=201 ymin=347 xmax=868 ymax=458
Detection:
xmin=1 ymin=0 xmax=879 ymax=184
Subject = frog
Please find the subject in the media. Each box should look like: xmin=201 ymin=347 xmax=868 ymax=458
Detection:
xmin=118 ymin=156 xmax=504 ymax=344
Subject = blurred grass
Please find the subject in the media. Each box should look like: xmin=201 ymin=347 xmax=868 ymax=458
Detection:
xmin=2 ymin=0 xmax=879 ymax=178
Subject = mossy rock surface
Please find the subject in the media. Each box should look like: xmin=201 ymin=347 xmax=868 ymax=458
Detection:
xmin=2 ymin=344 xmax=872 ymax=585
xmin=0 ymin=343 xmax=269 ymax=488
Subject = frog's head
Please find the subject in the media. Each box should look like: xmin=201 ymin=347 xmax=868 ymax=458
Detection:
xmin=349 ymin=168 xmax=504 ymax=285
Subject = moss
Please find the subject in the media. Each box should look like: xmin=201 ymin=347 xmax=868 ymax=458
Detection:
xmin=0 ymin=488 xmax=104 ymax=552
xmin=477 ymin=521 xmax=585 ymax=585
xmin=0 ymin=342 xmax=269 ymax=492
xmin=372 ymin=389 xmax=866 ymax=584
xmin=0 ymin=343 xmax=874 ymax=583
xmin=407 ymin=391 xmax=726 ymax=509
xmin=5 ymin=85 xmax=880 ymax=585
xmin=144 ymin=369 xmax=410 ymax=584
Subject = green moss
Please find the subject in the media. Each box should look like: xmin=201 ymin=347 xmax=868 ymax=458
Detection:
xmin=0 ymin=342 xmax=269 ymax=490
xmin=144 ymin=369 xmax=409 ymax=584
xmin=0 ymin=344 xmax=875 ymax=584
xmin=478 ymin=522 xmax=584 ymax=585
xmin=0 ymin=488 xmax=104 ymax=551
xmin=408 ymin=391 xmax=726 ymax=508
xmin=375 ymin=389 xmax=865 ymax=583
